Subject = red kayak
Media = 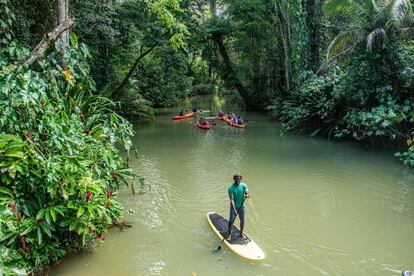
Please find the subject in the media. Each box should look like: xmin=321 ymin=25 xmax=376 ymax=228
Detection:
xmin=172 ymin=112 xmax=197 ymax=120
xmin=216 ymin=114 xmax=224 ymax=120
xmin=197 ymin=123 xmax=210 ymax=130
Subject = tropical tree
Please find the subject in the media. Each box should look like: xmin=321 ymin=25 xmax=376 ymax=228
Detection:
xmin=326 ymin=0 xmax=413 ymax=60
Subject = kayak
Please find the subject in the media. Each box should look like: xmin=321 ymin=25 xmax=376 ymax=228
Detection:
xmin=197 ymin=123 xmax=210 ymax=130
xmin=223 ymin=116 xmax=233 ymax=125
xmin=207 ymin=212 xmax=265 ymax=261
xmin=216 ymin=115 xmax=224 ymax=120
xmin=231 ymin=123 xmax=246 ymax=128
xmin=172 ymin=112 xmax=196 ymax=120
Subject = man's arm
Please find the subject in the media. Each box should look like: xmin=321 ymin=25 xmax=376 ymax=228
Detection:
xmin=244 ymin=184 xmax=249 ymax=198
xmin=230 ymin=193 xmax=237 ymax=214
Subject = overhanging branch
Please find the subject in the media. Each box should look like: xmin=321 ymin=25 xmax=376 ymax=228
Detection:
xmin=16 ymin=18 xmax=75 ymax=71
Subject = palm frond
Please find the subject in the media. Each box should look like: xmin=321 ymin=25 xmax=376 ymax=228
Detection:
xmin=366 ymin=27 xmax=387 ymax=49
xmin=327 ymin=31 xmax=356 ymax=58
xmin=325 ymin=0 xmax=352 ymax=16
xmin=392 ymin=0 xmax=412 ymax=20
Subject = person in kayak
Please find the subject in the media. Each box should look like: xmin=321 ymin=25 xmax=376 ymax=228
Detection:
xmin=179 ymin=109 xmax=184 ymax=116
xmin=225 ymin=173 xmax=249 ymax=241
xmin=199 ymin=117 xmax=209 ymax=126
xmin=192 ymin=106 xmax=198 ymax=113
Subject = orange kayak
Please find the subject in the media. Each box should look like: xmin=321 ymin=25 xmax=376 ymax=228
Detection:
xmin=231 ymin=123 xmax=245 ymax=128
xmin=223 ymin=116 xmax=233 ymax=124
xmin=172 ymin=112 xmax=196 ymax=120
xmin=197 ymin=123 xmax=210 ymax=130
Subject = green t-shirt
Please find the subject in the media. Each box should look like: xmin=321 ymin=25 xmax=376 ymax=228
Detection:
xmin=228 ymin=182 xmax=248 ymax=208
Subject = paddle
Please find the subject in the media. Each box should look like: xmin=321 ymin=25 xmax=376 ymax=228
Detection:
xmin=213 ymin=196 xmax=247 ymax=253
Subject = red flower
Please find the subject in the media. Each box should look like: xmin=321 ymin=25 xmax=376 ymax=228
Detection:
xmin=82 ymin=129 xmax=91 ymax=134
xmin=113 ymin=171 xmax=119 ymax=180
xmin=24 ymin=132 xmax=31 ymax=139
xmin=19 ymin=215 xmax=23 ymax=221
xmin=107 ymin=190 xmax=113 ymax=198
xmin=88 ymin=226 xmax=94 ymax=233
xmin=85 ymin=190 xmax=92 ymax=202
xmin=105 ymin=201 xmax=110 ymax=209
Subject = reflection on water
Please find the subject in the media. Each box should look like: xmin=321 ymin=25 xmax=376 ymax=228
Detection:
xmin=53 ymin=98 xmax=414 ymax=275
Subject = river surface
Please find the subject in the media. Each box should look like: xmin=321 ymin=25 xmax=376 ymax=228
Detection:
xmin=53 ymin=98 xmax=414 ymax=275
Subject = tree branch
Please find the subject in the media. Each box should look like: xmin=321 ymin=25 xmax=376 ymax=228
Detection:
xmin=16 ymin=18 xmax=75 ymax=71
xmin=112 ymin=42 xmax=159 ymax=99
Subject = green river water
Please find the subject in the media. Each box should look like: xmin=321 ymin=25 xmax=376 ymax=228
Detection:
xmin=53 ymin=98 xmax=414 ymax=275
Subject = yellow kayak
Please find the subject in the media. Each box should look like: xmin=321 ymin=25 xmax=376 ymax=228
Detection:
xmin=207 ymin=212 xmax=265 ymax=261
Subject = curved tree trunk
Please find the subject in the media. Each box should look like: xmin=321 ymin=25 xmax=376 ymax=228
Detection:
xmin=212 ymin=33 xmax=259 ymax=109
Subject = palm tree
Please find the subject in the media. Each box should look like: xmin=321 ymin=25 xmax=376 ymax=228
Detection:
xmin=325 ymin=0 xmax=413 ymax=60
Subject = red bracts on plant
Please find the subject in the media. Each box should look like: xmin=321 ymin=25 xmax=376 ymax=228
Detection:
xmin=107 ymin=190 xmax=113 ymax=198
xmin=88 ymin=226 xmax=94 ymax=233
xmin=82 ymin=129 xmax=91 ymax=134
xmin=19 ymin=235 xmax=29 ymax=253
xmin=85 ymin=191 xmax=92 ymax=202
xmin=105 ymin=201 xmax=110 ymax=209
xmin=9 ymin=203 xmax=17 ymax=214
xmin=113 ymin=171 xmax=119 ymax=180
xmin=9 ymin=203 xmax=19 ymax=219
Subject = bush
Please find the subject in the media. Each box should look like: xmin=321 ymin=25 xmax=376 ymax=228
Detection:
xmin=0 ymin=32 xmax=135 ymax=273
xmin=278 ymin=68 xmax=344 ymax=135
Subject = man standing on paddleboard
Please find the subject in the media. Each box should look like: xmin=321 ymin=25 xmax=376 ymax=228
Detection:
xmin=225 ymin=173 xmax=249 ymax=241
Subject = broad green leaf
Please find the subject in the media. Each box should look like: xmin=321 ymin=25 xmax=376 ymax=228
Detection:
xmin=77 ymin=206 xmax=84 ymax=217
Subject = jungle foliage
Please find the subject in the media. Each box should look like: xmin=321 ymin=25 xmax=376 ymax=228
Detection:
xmin=3 ymin=0 xmax=414 ymax=273
xmin=0 ymin=1 xmax=136 ymax=274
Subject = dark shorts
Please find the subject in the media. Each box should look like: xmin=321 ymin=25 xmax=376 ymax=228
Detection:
xmin=229 ymin=206 xmax=245 ymax=225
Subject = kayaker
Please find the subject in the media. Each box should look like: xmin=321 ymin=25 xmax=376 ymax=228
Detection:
xmin=179 ymin=109 xmax=184 ymax=116
xmin=217 ymin=110 xmax=224 ymax=117
xmin=192 ymin=106 xmax=198 ymax=113
xmin=225 ymin=173 xmax=249 ymax=241
xmin=237 ymin=117 xmax=244 ymax=125
xmin=199 ymin=118 xmax=209 ymax=126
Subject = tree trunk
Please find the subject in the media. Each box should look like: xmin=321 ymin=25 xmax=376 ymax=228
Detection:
xmin=212 ymin=33 xmax=258 ymax=109
xmin=58 ymin=0 xmax=69 ymax=68
xmin=306 ymin=0 xmax=322 ymax=72
xmin=276 ymin=1 xmax=292 ymax=92
xmin=58 ymin=0 xmax=69 ymax=44
xmin=112 ymin=43 xmax=159 ymax=100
